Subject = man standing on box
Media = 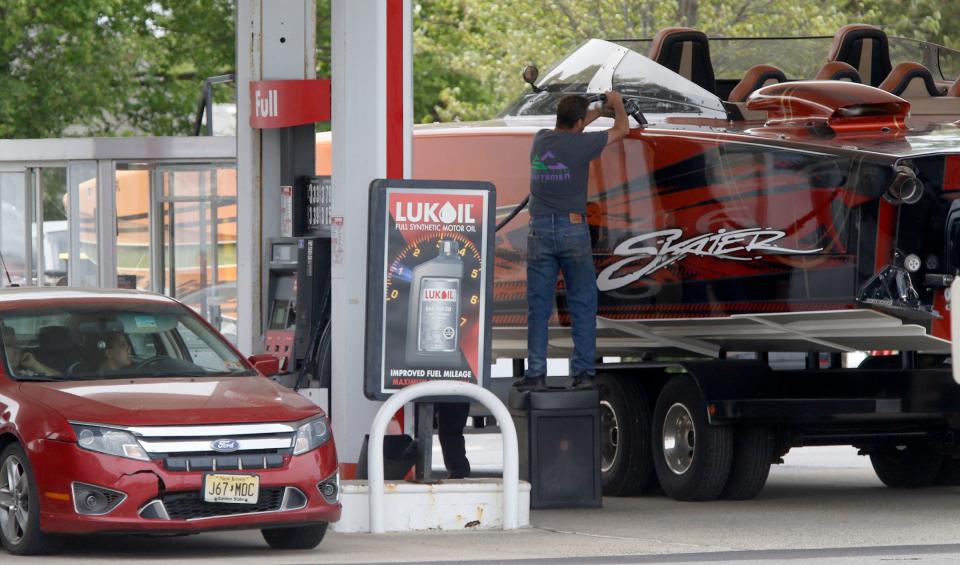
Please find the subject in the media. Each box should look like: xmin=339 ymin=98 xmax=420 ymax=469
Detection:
xmin=516 ymin=92 xmax=628 ymax=389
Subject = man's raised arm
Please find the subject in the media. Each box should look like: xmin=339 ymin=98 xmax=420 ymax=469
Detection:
xmin=604 ymin=91 xmax=629 ymax=145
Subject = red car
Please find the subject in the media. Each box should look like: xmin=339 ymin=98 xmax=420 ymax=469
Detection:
xmin=0 ymin=288 xmax=340 ymax=555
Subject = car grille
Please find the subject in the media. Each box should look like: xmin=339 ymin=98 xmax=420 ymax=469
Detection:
xmin=162 ymin=453 xmax=286 ymax=472
xmin=160 ymin=487 xmax=286 ymax=520
xmin=112 ymin=422 xmax=298 ymax=470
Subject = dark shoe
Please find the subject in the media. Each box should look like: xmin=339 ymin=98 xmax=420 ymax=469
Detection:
xmin=512 ymin=376 xmax=545 ymax=390
xmin=570 ymin=373 xmax=596 ymax=389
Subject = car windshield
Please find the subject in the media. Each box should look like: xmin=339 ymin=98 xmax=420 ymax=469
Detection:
xmin=0 ymin=302 xmax=252 ymax=382
xmin=499 ymin=38 xmax=726 ymax=119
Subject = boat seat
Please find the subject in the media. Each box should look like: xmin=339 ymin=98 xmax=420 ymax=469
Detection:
xmin=879 ymin=62 xmax=941 ymax=98
xmin=897 ymin=69 xmax=960 ymax=115
xmin=648 ymin=27 xmax=716 ymax=94
xmin=728 ymin=64 xmax=787 ymax=102
xmin=947 ymin=76 xmax=960 ymax=97
xmin=827 ymin=24 xmax=892 ymax=87
xmin=815 ymin=61 xmax=862 ymax=82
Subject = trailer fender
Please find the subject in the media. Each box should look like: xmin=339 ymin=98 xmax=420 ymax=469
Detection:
xmin=666 ymin=360 xmax=775 ymax=425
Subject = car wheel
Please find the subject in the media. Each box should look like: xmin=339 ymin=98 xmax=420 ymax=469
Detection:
xmin=652 ymin=375 xmax=733 ymax=501
xmin=870 ymin=441 xmax=942 ymax=488
xmin=720 ymin=425 xmax=775 ymax=500
xmin=595 ymin=374 xmax=656 ymax=496
xmin=262 ymin=522 xmax=328 ymax=550
xmin=0 ymin=444 xmax=61 ymax=555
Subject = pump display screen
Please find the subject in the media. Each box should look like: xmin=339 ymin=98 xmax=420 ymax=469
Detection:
xmin=269 ymin=300 xmax=291 ymax=330
xmin=272 ymin=243 xmax=296 ymax=263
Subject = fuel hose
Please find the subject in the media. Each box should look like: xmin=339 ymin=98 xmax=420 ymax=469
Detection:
xmin=495 ymin=195 xmax=529 ymax=232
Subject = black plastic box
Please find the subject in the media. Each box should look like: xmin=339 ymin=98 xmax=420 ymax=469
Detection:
xmin=509 ymin=388 xmax=601 ymax=509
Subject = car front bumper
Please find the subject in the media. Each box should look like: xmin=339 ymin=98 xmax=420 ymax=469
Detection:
xmin=32 ymin=439 xmax=341 ymax=534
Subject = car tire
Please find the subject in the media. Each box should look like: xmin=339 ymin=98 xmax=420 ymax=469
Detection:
xmin=720 ymin=425 xmax=774 ymax=500
xmin=595 ymin=374 xmax=656 ymax=496
xmin=262 ymin=522 xmax=328 ymax=550
xmin=870 ymin=441 xmax=942 ymax=488
xmin=0 ymin=443 xmax=61 ymax=555
xmin=652 ymin=375 xmax=733 ymax=501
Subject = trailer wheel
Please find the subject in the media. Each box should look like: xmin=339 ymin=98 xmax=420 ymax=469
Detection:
xmin=652 ymin=375 xmax=733 ymax=501
xmin=720 ymin=425 xmax=775 ymax=500
xmin=595 ymin=374 xmax=655 ymax=496
xmin=870 ymin=441 xmax=942 ymax=488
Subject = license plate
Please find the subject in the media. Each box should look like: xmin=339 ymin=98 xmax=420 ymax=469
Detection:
xmin=204 ymin=473 xmax=260 ymax=504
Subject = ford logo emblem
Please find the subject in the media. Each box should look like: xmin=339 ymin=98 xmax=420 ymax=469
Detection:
xmin=210 ymin=439 xmax=240 ymax=453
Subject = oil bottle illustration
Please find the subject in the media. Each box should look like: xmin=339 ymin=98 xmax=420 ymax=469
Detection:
xmin=405 ymin=239 xmax=464 ymax=366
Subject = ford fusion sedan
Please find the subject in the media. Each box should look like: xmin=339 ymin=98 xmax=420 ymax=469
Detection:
xmin=0 ymin=288 xmax=340 ymax=555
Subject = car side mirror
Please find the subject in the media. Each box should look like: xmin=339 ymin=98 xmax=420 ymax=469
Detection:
xmin=249 ymin=354 xmax=281 ymax=377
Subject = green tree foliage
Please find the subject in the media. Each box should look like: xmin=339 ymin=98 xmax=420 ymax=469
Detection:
xmin=126 ymin=0 xmax=236 ymax=135
xmin=0 ymin=0 xmax=234 ymax=138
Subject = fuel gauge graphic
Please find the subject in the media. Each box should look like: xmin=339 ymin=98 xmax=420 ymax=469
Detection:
xmin=384 ymin=233 xmax=483 ymax=368
xmin=406 ymin=239 xmax=463 ymax=365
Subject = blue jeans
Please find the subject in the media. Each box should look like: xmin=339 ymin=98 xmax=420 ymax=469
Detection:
xmin=526 ymin=214 xmax=597 ymax=378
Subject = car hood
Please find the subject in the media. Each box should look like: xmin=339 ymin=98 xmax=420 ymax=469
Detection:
xmin=21 ymin=376 xmax=321 ymax=426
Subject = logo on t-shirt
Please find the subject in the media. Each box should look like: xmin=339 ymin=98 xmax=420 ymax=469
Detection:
xmin=531 ymin=151 xmax=571 ymax=182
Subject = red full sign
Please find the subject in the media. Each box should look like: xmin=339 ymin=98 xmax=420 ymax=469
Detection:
xmin=249 ymin=79 xmax=331 ymax=129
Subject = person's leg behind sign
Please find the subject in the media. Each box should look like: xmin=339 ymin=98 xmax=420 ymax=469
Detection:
xmin=521 ymin=216 xmax=560 ymax=389
xmin=556 ymin=216 xmax=597 ymax=387
xmin=436 ymin=401 xmax=471 ymax=479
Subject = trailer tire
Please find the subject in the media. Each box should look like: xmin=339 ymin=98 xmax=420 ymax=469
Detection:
xmin=720 ymin=425 xmax=774 ymax=500
xmin=652 ymin=375 xmax=733 ymax=501
xmin=870 ymin=441 xmax=942 ymax=488
xmin=595 ymin=374 xmax=655 ymax=496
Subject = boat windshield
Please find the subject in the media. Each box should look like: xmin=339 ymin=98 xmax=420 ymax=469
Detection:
xmin=500 ymin=39 xmax=726 ymax=119
xmin=615 ymin=36 xmax=960 ymax=81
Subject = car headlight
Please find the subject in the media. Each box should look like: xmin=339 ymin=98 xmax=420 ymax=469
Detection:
xmin=71 ymin=424 xmax=149 ymax=461
xmin=293 ymin=417 xmax=331 ymax=455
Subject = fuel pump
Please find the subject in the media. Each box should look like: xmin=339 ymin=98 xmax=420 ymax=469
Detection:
xmin=265 ymin=175 xmax=333 ymax=409
xmin=243 ymin=79 xmax=332 ymax=407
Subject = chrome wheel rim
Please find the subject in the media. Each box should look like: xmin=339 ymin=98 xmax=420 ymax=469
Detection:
xmin=0 ymin=455 xmax=29 ymax=544
xmin=663 ymin=403 xmax=695 ymax=475
xmin=600 ymin=400 xmax=619 ymax=473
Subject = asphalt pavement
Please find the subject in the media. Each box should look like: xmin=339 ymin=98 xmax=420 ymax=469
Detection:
xmin=8 ymin=445 xmax=960 ymax=564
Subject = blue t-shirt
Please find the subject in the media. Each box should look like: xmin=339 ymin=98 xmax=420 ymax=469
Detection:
xmin=528 ymin=129 xmax=608 ymax=216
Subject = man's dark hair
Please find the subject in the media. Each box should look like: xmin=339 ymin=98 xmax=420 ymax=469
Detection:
xmin=555 ymin=95 xmax=589 ymax=129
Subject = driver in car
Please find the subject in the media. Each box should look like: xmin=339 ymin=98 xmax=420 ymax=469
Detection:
xmin=97 ymin=332 xmax=133 ymax=372
xmin=2 ymin=327 xmax=58 ymax=376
